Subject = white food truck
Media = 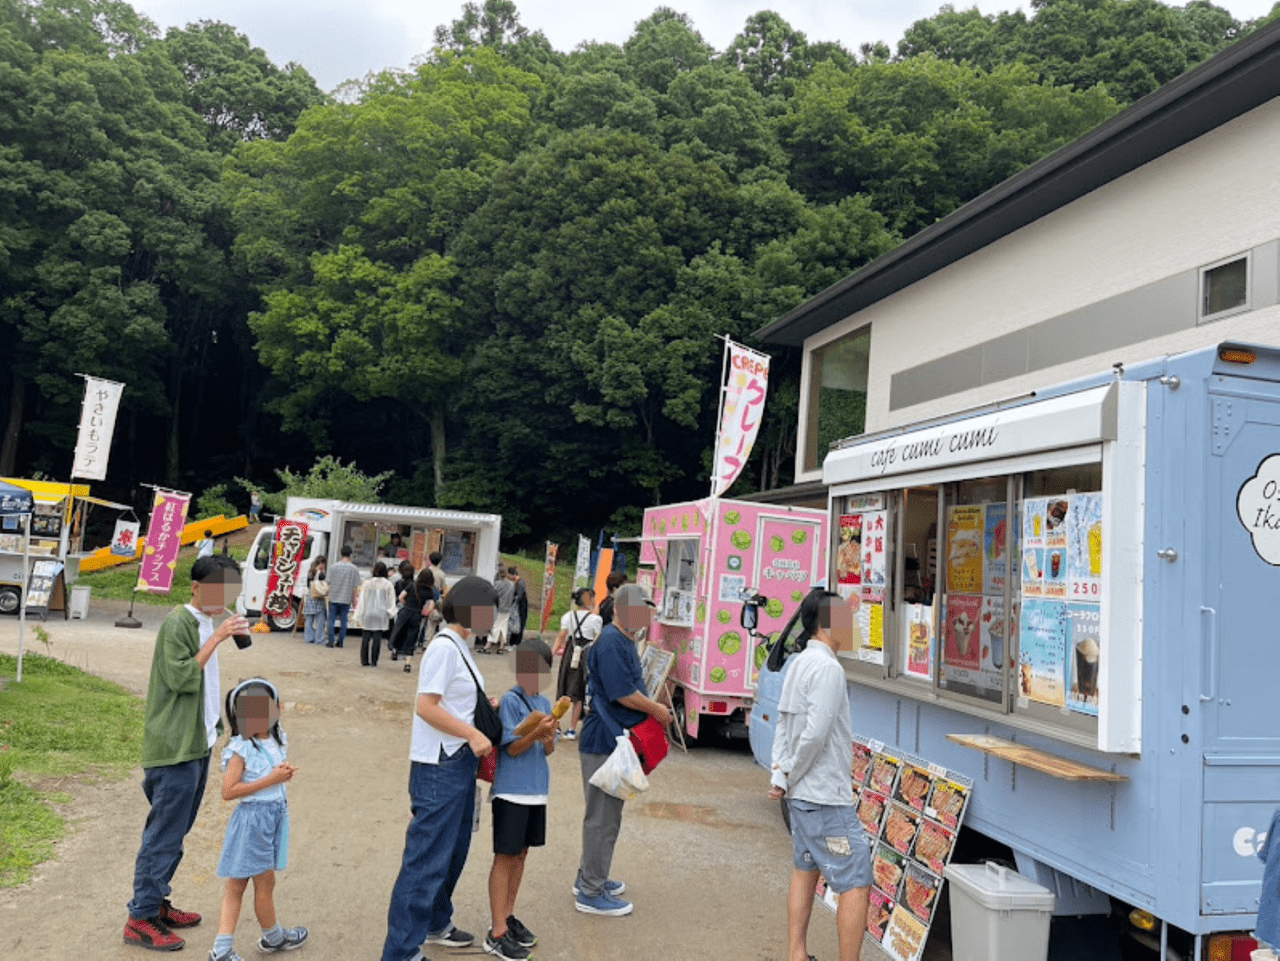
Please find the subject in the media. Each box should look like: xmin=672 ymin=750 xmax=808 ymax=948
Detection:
xmin=237 ymin=498 xmax=502 ymax=630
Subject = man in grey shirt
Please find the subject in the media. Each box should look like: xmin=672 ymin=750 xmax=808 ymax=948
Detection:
xmin=485 ymin=565 xmax=516 ymax=654
xmin=326 ymin=546 xmax=361 ymax=649
xmin=769 ymin=589 xmax=870 ymax=961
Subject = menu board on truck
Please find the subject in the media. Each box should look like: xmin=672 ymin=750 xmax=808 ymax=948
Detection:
xmin=818 ymin=736 xmax=973 ymax=961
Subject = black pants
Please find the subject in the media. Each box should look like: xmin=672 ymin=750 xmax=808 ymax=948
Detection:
xmin=361 ymin=628 xmax=385 ymax=666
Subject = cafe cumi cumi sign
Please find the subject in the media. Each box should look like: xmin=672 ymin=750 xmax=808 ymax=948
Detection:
xmin=823 ymin=383 xmax=1119 ymax=486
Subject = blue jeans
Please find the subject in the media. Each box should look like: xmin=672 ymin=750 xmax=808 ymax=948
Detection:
xmin=381 ymin=746 xmax=478 ymax=961
xmin=127 ymin=753 xmax=210 ymax=919
xmin=304 ymin=611 xmax=330 ymax=645
xmin=329 ymin=602 xmax=351 ymax=647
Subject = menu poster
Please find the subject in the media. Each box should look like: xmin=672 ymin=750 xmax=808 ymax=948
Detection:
xmin=1044 ymin=498 xmax=1070 ymax=548
xmin=852 ymin=741 xmax=874 ymax=785
xmin=982 ymin=503 xmax=1008 ymax=595
xmin=1019 ymin=598 xmax=1068 ymax=707
xmin=902 ymin=603 xmax=934 ymax=680
xmin=1067 ymin=492 xmax=1103 ymax=603
xmin=820 ymin=738 xmax=974 ymax=961
xmin=861 ymin=510 xmax=888 ymax=601
xmin=942 ymin=593 xmax=983 ymax=671
xmin=1067 ymin=602 xmax=1101 ymax=716
xmin=980 ymin=595 xmax=1006 ymax=673
xmin=25 ymin=559 xmax=64 ymax=615
xmin=1023 ymin=497 xmax=1047 ymax=548
xmin=945 ymin=506 xmax=984 ymax=593
xmin=1022 ymin=547 xmax=1045 ymax=598
xmin=858 ymin=601 xmax=884 ymax=652
xmin=837 ymin=514 xmax=863 ymax=586
xmin=886 ymin=905 xmax=929 ymax=961
xmin=868 ymin=888 xmax=895 ymax=943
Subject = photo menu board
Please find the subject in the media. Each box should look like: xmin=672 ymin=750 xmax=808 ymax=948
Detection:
xmin=816 ymin=737 xmax=974 ymax=961
xmin=1019 ymin=493 xmax=1102 ymax=715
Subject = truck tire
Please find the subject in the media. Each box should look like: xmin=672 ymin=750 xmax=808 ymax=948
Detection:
xmin=265 ymin=599 xmax=298 ymax=632
xmin=0 ymin=586 xmax=19 ymax=615
xmin=673 ymin=692 xmax=699 ymax=747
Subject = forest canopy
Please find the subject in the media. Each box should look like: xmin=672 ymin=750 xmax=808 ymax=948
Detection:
xmin=1 ymin=0 xmax=1274 ymax=547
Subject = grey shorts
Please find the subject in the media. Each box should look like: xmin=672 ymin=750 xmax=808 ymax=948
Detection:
xmin=789 ymin=799 xmax=873 ymax=893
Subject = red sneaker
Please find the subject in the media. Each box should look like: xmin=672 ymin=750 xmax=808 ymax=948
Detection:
xmin=159 ymin=899 xmax=202 ymax=928
xmin=123 ymin=915 xmax=185 ymax=951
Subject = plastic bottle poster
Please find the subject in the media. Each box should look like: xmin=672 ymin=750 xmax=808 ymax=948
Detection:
xmin=1018 ymin=598 xmax=1068 ymax=706
xmin=945 ymin=506 xmax=984 ymax=593
xmin=1067 ymin=492 xmax=1103 ymax=603
xmin=1066 ymin=601 xmax=1101 ymax=716
xmin=982 ymin=503 xmax=1008 ymax=595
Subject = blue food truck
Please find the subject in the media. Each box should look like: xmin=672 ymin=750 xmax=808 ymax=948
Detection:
xmin=748 ymin=342 xmax=1280 ymax=960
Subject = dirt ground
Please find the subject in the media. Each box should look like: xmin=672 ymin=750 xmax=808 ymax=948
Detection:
xmin=0 ymin=597 xmax=932 ymax=961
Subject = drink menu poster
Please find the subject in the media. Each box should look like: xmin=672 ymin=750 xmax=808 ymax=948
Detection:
xmin=818 ymin=737 xmax=973 ymax=961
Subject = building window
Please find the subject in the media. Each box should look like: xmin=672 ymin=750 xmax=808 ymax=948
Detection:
xmin=1201 ymin=254 xmax=1249 ymax=321
xmin=804 ymin=326 xmax=871 ymax=473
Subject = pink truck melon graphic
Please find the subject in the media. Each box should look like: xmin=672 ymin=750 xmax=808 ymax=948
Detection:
xmin=638 ymin=498 xmax=828 ymax=740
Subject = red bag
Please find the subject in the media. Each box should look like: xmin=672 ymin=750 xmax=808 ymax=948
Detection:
xmin=629 ymin=716 xmax=669 ymax=775
xmin=477 ymin=750 xmax=497 ymax=783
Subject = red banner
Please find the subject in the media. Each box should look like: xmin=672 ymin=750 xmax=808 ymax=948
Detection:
xmin=263 ymin=518 xmax=309 ymax=617
xmin=539 ymin=542 xmax=559 ymax=632
xmin=137 ymin=491 xmax=191 ymax=594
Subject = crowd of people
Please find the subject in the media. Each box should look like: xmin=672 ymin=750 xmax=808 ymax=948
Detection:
xmin=122 ymin=544 xmax=684 ymax=961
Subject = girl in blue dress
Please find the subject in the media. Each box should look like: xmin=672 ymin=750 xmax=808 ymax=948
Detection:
xmin=210 ymin=679 xmax=308 ymax=960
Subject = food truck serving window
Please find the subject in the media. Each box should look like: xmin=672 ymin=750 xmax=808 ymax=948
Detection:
xmin=659 ymin=537 xmax=699 ymax=627
xmin=832 ymin=461 xmax=1104 ymax=738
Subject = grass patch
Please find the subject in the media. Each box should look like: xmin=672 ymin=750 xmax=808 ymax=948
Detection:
xmin=79 ymin=542 xmax=252 ymax=606
xmin=502 ymin=548 xmax=584 ymax=633
xmin=0 ymin=653 xmax=144 ymax=885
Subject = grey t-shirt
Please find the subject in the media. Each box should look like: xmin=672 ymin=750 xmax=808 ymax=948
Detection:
xmin=493 ymin=576 xmax=515 ymax=615
xmin=770 ymin=641 xmax=854 ymax=806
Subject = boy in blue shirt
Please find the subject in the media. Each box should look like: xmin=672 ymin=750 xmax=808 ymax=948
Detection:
xmin=486 ymin=638 xmax=558 ymax=960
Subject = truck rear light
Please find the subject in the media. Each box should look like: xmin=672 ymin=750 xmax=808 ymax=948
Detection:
xmin=1205 ymin=932 xmax=1257 ymax=961
xmin=1128 ymin=908 xmax=1155 ymax=931
xmin=1219 ymin=347 xmax=1257 ymax=364
xmin=709 ymin=701 xmax=729 ymax=714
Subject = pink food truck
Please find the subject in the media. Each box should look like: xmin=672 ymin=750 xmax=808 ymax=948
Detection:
xmin=637 ymin=497 xmax=828 ymax=741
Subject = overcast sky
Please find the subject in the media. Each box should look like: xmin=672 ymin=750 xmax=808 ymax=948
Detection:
xmin=130 ymin=0 xmax=1278 ymax=92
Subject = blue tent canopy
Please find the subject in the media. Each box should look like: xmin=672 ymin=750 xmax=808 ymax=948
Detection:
xmin=0 ymin=480 xmax=34 ymax=516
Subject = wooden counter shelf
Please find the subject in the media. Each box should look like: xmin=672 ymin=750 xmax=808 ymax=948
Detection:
xmin=947 ymin=733 xmax=1128 ymax=783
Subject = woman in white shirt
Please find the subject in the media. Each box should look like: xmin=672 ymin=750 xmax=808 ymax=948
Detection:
xmin=553 ymin=587 xmax=603 ymax=740
xmin=381 ymin=576 xmax=497 ymax=961
xmin=356 ymin=562 xmax=395 ymax=667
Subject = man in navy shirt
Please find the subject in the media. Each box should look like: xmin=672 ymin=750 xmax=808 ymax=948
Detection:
xmin=573 ymin=584 xmax=671 ymax=917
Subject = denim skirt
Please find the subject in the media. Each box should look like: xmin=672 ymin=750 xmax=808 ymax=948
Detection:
xmin=217 ymin=800 xmax=288 ymax=879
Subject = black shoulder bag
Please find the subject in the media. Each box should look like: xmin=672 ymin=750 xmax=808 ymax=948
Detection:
xmin=444 ymin=632 xmax=503 ymax=743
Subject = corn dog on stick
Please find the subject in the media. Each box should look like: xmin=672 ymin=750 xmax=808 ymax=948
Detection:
xmin=551 ymin=696 xmax=571 ymax=721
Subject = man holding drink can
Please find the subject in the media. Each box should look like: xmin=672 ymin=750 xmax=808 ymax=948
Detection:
xmin=124 ymin=555 xmax=252 ymax=952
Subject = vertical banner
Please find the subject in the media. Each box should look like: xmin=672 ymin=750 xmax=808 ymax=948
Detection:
xmin=539 ymin=542 xmax=559 ymax=632
xmin=71 ymin=376 xmax=125 ymax=481
xmin=137 ymin=491 xmax=191 ymax=593
xmin=712 ymin=340 xmax=770 ymax=497
xmin=111 ymin=519 xmax=141 ymax=557
xmin=263 ymin=518 xmax=310 ymax=617
xmin=573 ymin=535 xmax=591 ymax=591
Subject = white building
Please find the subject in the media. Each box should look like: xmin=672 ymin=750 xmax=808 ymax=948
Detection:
xmin=757 ymin=20 xmax=1280 ymax=488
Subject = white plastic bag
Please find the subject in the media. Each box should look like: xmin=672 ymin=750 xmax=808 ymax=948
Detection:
xmin=589 ymin=734 xmax=650 ymax=800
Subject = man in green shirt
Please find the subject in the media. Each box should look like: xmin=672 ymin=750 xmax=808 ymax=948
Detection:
xmin=124 ymin=555 xmax=248 ymax=952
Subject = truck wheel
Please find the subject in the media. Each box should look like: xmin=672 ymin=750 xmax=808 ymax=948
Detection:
xmin=673 ymin=694 xmax=698 ymax=747
xmin=780 ymin=797 xmax=792 ymax=833
xmin=265 ymin=600 xmax=298 ymax=632
xmin=0 ymin=586 xmax=19 ymax=615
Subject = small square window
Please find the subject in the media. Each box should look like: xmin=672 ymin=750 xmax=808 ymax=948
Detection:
xmin=1201 ymin=256 xmax=1248 ymax=320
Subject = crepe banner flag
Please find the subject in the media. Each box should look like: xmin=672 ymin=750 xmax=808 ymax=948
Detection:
xmin=137 ymin=491 xmax=191 ymax=593
xmin=713 ymin=340 xmax=770 ymax=497
xmin=263 ymin=518 xmax=310 ymax=618
xmin=540 ymin=542 xmax=559 ymax=632
xmin=72 ymin=376 xmax=125 ymax=481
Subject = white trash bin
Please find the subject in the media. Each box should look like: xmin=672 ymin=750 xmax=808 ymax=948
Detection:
xmin=944 ymin=861 xmax=1055 ymax=961
xmin=69 ymin=585 xmax=91 ymax=620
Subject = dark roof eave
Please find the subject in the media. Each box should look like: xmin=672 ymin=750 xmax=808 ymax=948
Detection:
xmin=755 ymin=19 xmax=1280 ymax=347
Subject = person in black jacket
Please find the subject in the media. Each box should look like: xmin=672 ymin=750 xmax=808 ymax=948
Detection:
xmin=391 ymin=569 xmax=437 ymax=674
xmin=507 ymin=567 xmax=528 ymax=647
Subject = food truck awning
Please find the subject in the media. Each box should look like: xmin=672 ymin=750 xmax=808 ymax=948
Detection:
xmin=78 ymin=495 xmax=131 ymax=511
xmin=824 ymin=383 xmax=1117 ymax=494
xmin=326 ymin=503 xmax=501 ymax=525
